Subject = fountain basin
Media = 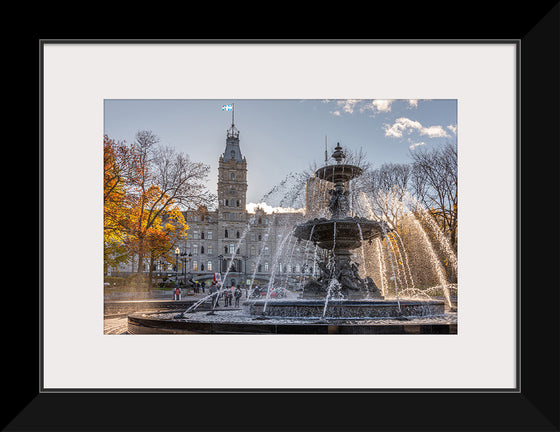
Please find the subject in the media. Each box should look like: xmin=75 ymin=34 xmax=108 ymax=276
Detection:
xmin=127 ymin=307 xmax=456 ymax=334
xmin=293 ymin=217 xmax=389 ymax=249
xmin=244 ymin=299 xmax=445 ymax=319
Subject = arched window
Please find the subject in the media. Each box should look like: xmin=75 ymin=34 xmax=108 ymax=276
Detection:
xmin=236 ymin=231 xmax=240 ymax=239
xmin=225 ymin=199 xmax=229 ymax=206
xmin=201 ymin=263 xmax=205 ymax=271
xmin=201 ymin=232 xmax=205 ymax=239
xmin=200 ymin=246 xmax=204 ymax=254
xmin=224 ymin=246 xmax=228 ymax=254
xmin=231 ymin=172 xmax=235 ymax=180
xmin=258 ymin=264 xmax=262 ymax=272
xmin=225 ymin=229 xmax=228 ymax=238
xmin=236 ymin=200 xmax=240 ymax=207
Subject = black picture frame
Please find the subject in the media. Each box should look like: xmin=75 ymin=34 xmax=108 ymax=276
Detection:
xmin=18 ymin=7 xmax=559 ymax=430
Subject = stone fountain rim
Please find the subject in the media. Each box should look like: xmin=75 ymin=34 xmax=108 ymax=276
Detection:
xmin=127 ymin=310 xmax=457 ymax=334
xmin=244 ymin=299 xmax=445 ymax=306
xmin=295 ymin=216 xmax=389 ymax=227
xmin=315 ymin=163 xmax=363 ymax=179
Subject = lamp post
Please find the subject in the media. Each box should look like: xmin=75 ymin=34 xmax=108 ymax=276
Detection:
xmin=175 ymin=247 xmax=180 ymax=295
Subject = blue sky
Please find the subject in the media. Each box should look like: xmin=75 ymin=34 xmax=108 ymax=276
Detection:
xmin=104 ymin=99 xmax=457 ymax=205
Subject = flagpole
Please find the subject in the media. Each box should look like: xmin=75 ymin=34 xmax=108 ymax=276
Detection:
xmin=232 ymin=103 xmax=235 ymax=126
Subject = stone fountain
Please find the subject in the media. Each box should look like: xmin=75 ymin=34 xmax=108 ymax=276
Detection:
xmin=294 ymin=142 xmax=388 ymax=300
xmin=243 ymin=143 xmax=445 ymax=320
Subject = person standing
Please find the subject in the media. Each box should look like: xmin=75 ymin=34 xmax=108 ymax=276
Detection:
xmin=225 ymin=288 xmax=232 ymax=307
xmin=234 ymin=287 xmax=242 ymax=307
xmin=210 ymin=282 xmax=219 ymax=309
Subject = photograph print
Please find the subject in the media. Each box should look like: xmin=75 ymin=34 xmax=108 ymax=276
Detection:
xmin=103 ymin=98 xmax=458 ymax=335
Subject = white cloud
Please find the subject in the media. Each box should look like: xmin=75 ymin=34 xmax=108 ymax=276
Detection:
xmin=409 ymin=141 xmax=426 ymax=150
xmin=325 ymin=99 xmax=394 ymax=117
xmin=447 ymin=124 xmax=457 ymax=135
xmin=246 ymin=202 xmax=304 ymax=214
xmin=362 ymin=99 xmax=393 ymax=115
xmin=407 ymin=99 xmax=419 ymax=108
xmin=420 ymin=125 xmax=449 ymax=138
xmin=336 ymin=99 xmax=360 ymax=114
xmin=383 ymin=117 xmax=450 ymax=139
xmin=383 ymin=117 xmax=422 ymax=138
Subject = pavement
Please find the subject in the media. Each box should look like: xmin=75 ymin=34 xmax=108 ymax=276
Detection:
xmin=103 ymin=292 xmax=245 ymax=334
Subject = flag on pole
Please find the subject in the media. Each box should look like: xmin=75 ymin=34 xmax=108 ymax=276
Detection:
xmin=221 ymin=104 xmax=233 ymax=111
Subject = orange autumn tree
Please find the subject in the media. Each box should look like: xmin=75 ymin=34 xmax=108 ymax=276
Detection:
xmin=104 ymin=135 xmax=133 ymax=272
xmin=118 ymin=130 xmax=213 ymax=289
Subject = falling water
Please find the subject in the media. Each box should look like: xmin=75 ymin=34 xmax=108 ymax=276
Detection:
xmin=388 ymin=233 xmax=409 ymax=290
xmin=322 ymin=278 xmax=342 ymax=318
xmin=298 ymin=224 xmax=315 ymax=294
xmin=182 ymin=289 xmax=220 ymax=315
xmin=404 ymin=191 xmax=457 ymax=273
xmin=375 ymin=238 xmax=387 ymax=297
xmin=409 ymin=213 xmax=453 ymax=307
xmin=392 ymin=230 xmax=415 ymax=290
xmin=263 ymin=229 xmax=294 ymax=313
xmin=356 ymin=222 xmax=370 ymax=298
xmin=280 ymin=237 xmax=298 ymax=288
xmin=320 ymin=221 xmax=338 ymax=316
xmin=382 ymin=227 xmax=402 ymax=312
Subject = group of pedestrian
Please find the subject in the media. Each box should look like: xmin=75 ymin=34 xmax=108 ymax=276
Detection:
xmin=209 ymin=283 xmax=244 ymax=308
xmin=173 ymin=276 xmax=247 ymax=306
xmin=221 ymin=286 xmax=243 ymax=307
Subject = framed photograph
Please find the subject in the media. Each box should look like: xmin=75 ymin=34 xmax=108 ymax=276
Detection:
xmin=25 ymin=21 xmax=559 ymax=432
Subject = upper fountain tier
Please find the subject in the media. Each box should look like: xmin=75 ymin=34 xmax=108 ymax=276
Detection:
xmin=293 ymin=142 xmax=390 ymax=248
xmin=315 ymin=142 xmax=363 ymax=184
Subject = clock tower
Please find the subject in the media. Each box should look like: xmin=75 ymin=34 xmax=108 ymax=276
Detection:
xmin=217 ymin=119 xmax=248 ymax=272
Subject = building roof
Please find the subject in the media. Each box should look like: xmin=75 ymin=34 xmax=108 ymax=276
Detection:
xmin=222 ymin=125 xmax=244 ymax=163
